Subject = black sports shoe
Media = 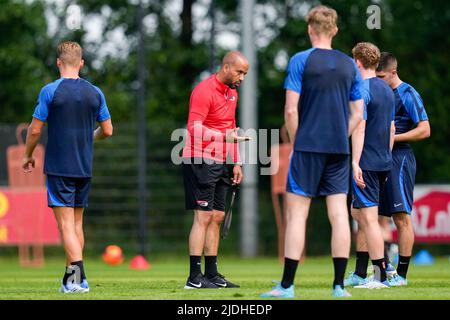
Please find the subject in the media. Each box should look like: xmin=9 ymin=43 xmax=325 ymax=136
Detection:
xmin=184 ymin=274 xmax=219 ymax=289
xmin=206 ymin=273 xmax=240 ymax=288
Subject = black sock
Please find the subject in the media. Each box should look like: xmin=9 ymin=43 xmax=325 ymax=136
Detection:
xmin=189 ymin=255 xmax=202 ymax=279
xmin=371 ymin=258 xmax=387 ymax=282
xmin=333 ymin=257 xmax=348 ymax=288
xmin=205 ymin=256 xmax=218 ymax=278
xmin=62 ymin=266 xmax=74 ymax=286
xmin=71 ymin=260 xmax=86 ymax=283
xmin=384 ymin=242 xmax=391 ymax=265
xmin=355 ymin=251 xmax=369 ymax=278
xmin=281 ymin=258 xmax=299 ymax=289
xmin=397 ymin=255 xmax=411 ymax=279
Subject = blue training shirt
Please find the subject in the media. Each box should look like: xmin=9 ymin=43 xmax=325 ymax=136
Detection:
xmin=284 ymin=48 xmax=362 ymax=154
xmin=359 ymin=77 xmax=395 ymax=171
xmin=33 ymin=78 xmax=111 ymax=178
xmin=392 ymin=82 xmax=428 ymax=149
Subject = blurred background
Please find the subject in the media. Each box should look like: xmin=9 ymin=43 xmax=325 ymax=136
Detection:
xmin=0 ymin=0 xmax=449 ymax=264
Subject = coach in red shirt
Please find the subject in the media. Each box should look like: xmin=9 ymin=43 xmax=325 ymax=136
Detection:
xmin=182 ymin=51 xmax=249 ymax=289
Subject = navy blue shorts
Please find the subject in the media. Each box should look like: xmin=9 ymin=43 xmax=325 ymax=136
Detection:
xmin=46 ymin=175 xmax=92 ymax=208
xmin=182 ymin=161 xmax=232 ymax=212
xmin=379 ymin=148 xmax=416 ymax=216
xmin=287 ymin=151 xmax=349 ymax=197
xmin=352 ymin=170 xmax=388 ymax=208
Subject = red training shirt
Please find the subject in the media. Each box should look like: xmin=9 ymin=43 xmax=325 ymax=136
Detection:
xmin=182 ymin=74 xmax=241 ymax=163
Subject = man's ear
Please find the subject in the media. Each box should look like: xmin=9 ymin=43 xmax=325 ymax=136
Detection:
xmin=80 ymin=59 xmax=85 ymax=69
xmin=332 ymin=26 xmax=338 ymax=37
xmin=56 ymin=58 xmax=61 ymax=68
xmin=307 ymin=24 xmax=313 ymax=37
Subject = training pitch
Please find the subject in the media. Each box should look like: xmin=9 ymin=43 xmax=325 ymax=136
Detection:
xmin=1 ymin=255 xmax=449 ymax=300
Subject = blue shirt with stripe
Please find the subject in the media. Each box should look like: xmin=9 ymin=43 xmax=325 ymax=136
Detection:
xmin=393 ymin=82 xmax=428 ymax=149
xmin=359 ymin=77 xmax=395 ymax=171
xmin=33 ymin=78 xmax=111 ymax=177
xmin=284 ymin=48 xmax=362 ymax=154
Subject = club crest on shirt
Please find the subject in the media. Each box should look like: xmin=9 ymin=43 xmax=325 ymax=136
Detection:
xmin=229 ymin=96 xmax=236 ymax=101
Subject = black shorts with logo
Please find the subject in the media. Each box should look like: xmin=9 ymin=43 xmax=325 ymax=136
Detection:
xmin=182 ymin=160 xmax=232 ymax=212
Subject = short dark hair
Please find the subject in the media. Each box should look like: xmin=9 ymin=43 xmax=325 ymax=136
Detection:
xmin=377 ymin=52 xmax=397 ymax=72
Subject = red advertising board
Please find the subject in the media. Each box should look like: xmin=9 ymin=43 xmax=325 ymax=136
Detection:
xmin=392 ymin=185 xmax=450 ymax=243
xmin=0 ymin=188 xmax=60 ymax=245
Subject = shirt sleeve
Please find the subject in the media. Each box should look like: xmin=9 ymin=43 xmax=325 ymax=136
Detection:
xmin=32 ymin=86 xmax=52 ymax=121
xmin=187 ymin=85 xmax=224 ymax=141
xmin=284 ymin=49 xmax=313 ymax=94
xmin=94 ymin=86 xmax=111 ymax=122
xmin=349 ymin=60 xmax=363 ymax=101
xmin=391 ymin=92 xmax=396 ymax=121
xmin=361 ymin=80 xmax=370 ymax=120
xmin=402 ymin=88 xmax=428 ymax=124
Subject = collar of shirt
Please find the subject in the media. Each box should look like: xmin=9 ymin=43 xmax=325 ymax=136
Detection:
xmin=214 ymin=74 xmax=230 ymax=96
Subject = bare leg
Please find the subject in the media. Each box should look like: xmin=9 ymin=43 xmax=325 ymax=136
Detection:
xmin=351 ymin=207 xmax=368 ymax=252
xmin=189 ymin=210 xmax=213 ymax=256
xmin=204 ymin=210 xmax=225 ymax=256
xmin=53 ymin=207 xmax=82 ymax=264
xmin=356 ymin=206 xmax=384 ymax=260
xmin=326 ymin=194 xmax=350 ymax=258
xmin=284 ymin=193 xmax=311 ymax=260
xmin=379 ymin=216 xmax=393 ymax=243
xmin=74 ymin=207 xmax=85 ymax=251
xmin=393 ymin=213 xmax=414 ymax=256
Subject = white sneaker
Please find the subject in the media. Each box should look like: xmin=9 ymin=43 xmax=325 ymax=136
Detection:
xmin=60 ymin=281 xmax=89 ymax=293
xmin=354 ymin=280 xmax=390 ymax=289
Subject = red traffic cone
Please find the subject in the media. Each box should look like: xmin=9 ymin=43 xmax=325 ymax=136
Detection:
xmin=129 ymin=255 xmax=150 ymax=270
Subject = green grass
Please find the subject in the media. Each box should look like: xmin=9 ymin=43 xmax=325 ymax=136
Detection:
xmin=1 ymin=255 xmax=450 ymax=300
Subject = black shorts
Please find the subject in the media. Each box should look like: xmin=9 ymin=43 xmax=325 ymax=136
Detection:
xmin=182 ymin=162 xmax=232 ymax=212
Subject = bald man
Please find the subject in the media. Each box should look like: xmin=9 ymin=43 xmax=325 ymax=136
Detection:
xmin=181 ymin=51 xmax=249 ymax=289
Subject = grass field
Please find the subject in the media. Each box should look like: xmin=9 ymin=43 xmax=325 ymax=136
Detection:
xmin=1 ymin=255 xmax=450 ymax=300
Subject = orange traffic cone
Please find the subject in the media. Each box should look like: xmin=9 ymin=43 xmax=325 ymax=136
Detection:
xmin=129 ymin=255 xmax=150 ymax=270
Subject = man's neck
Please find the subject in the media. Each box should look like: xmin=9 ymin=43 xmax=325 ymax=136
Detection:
xmin=391 ymin=76 xmax=402 ymax=89
xmin=360 ymin=68 xmax=377 ymax=80
xmin=59 ymin=67 xmax=80 ymax=79
xmin=310 ymin=36 xmax=333 ymax=50
xmin=215 ymin=71 xmax=226 ymax=85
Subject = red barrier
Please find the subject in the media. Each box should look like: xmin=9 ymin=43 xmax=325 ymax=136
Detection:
xmin=0 ymin=188 xmax=60 ymax=245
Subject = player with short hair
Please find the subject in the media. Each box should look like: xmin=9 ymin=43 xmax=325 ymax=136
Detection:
xmin=375 ymin=52 xmax=431 ymax=285
xmin=344 ymin=42 xmax=396 ymax=289
xmin=23 ymin=41 xmax=113 ymax=293
xmin=261 ymin=5 xmax=364 ymax=298
xmin=182 ymin=51 xmax=249 ymax=289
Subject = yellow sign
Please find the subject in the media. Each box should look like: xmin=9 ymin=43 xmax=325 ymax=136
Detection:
xmin=0 ymin=225 xmax=7 ymax=242
xmin=0 ymin=192 xmax=9 ymax=219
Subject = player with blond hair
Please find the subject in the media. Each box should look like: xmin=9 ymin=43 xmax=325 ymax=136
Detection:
xmin=261 ymin=5 xmax=364 ymax=298
xmin=23 ymin=41 xmax=113 ymax=293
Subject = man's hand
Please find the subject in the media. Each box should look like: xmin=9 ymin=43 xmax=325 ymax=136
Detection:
xmin=23 ymin=156 xmax=35 ymax=173
xmin=352 ymin=161 xmax=365 ymax=189
xmin=225 ymin=128 xmax=251 ymax=143
xmin=232 ymin=165 xmax=243 ymax=185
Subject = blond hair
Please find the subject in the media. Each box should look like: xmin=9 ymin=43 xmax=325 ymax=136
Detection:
xmin=57 ymin=41 xmax=82 ymax=66
xmin=306 ymin=5 xmax=338 ymax=37
xmin=352 ymin=42 xmax=381 ymax=69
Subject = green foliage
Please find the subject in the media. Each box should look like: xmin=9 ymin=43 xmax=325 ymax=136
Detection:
xmin=0 ymin=0 xmax=54 ymax=122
